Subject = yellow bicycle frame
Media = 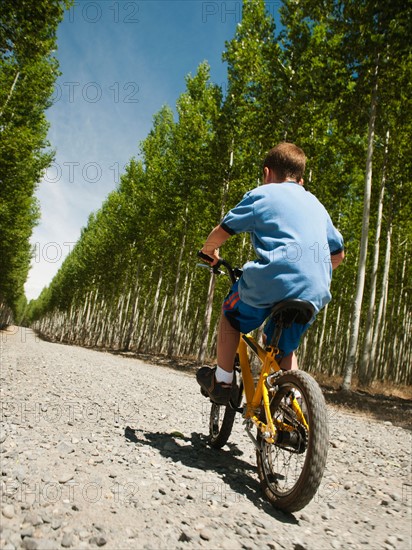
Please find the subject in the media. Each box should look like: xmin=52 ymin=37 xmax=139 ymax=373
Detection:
xmin=237 ymin=334 xmax=309 ymax=444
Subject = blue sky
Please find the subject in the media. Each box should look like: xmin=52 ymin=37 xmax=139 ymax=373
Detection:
xmin=25 ymin=1 xmax=282 ymax=300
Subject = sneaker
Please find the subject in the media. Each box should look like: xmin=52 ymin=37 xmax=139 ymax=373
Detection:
xmin=196 ymin=366 xmax=233 ymax=405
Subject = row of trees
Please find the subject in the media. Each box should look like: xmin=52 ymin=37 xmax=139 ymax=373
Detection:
xmin=0 ymin=0 xmax=71 ymax=325
xmin=28 ymin=0 xmax=411 ymax=388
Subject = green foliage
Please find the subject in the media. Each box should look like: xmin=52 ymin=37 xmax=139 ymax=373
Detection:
xmin=0 ymin=0 xmax=71 ymax=314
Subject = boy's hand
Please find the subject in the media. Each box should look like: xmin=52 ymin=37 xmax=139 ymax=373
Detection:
xmin=199 ymin=248 xmax=220 ymax=266
xmin=331 ymin=250 xmax=345 ymax=270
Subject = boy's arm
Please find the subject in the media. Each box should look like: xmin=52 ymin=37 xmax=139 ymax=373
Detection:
xmin=201 ymin=225 xmax=232 ymax=265
xmin=331 ymin=250 xmax=345 ymax=270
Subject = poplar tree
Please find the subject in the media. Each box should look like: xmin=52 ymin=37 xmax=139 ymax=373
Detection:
xmin=340 ymin=0 xmax=411 ymax=389
xmin=222 ymin=0 xmax=282 ymax=182
xmin=0 ymin=0 xmax=71 ymax=318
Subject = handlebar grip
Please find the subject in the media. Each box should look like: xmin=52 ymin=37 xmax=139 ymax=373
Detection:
xmin=196 ymin=252 xmax=238 ymax=283
xmin=197 ymin=250 xmax=216 ymax=264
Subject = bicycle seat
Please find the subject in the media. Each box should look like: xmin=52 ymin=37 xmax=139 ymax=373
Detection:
xmin=270 ymin=299 xmax=315 ymax=326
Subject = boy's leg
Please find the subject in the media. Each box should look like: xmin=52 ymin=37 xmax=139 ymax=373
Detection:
xmin=217 ymin=311 xmax=240 ymax=373
xmin=279 ymin=351 xmax=298 ymax=371
xmin=197 ymin=280 xmax=268 ymax=404
xmin=281 ymin=352 xmax=302 ymax=404
xmin=196 ymin=309 xmax=240 ymax=405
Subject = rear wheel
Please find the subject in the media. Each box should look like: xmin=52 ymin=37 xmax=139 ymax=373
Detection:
xmin=256 ymin=370 xmax=329 ymax=512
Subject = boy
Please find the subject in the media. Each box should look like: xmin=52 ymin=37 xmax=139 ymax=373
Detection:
xmin=197 ymin=142 xmax=344 ymax=405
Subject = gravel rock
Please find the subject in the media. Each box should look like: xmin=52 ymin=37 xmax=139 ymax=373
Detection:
xmin=199 ymin=528 xmax=213 ymax=540
xmin=61 ymin=532 xmax=74 ymax=547
xmin=57 ymin=471 xmax=74 ymax=483
xmin=91 ymin=536 xmax=107 ymax=547
xmin=0 ymin=326 xmax=410 ymax=550
xmin=2 ymin=504 xmax=15 ymax=519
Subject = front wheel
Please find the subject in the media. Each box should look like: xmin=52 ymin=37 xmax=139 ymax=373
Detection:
xmin=256 ymin=370 xmax=329 ymax=513
xmin=209 ymin=402 xmax=237 ymax=449
xmin=208 ymin=364 xmax=242 ymax=449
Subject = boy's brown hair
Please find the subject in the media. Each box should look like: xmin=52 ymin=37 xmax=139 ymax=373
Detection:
xmin=263 ymin=142 xmax=306 ymax=182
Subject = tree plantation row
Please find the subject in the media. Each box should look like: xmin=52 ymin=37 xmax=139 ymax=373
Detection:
xmin=3 ymin=1 xmax=412 ymax=389
xmin=0 ymin=1 xmax=71 ymax=320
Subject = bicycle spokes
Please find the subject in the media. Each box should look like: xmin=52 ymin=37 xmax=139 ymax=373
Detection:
xmin=256 ymin=371 xmax=329 ymax=512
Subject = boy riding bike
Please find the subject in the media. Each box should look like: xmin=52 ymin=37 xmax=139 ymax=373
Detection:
xmin=197 ymin=142 xmax=344 ymax=405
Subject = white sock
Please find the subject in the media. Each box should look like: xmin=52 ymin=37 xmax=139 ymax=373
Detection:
xmin=215 ymin=366 xmax=233 ymax=384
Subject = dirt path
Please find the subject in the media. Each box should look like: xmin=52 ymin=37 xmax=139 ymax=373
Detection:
xmin=1 ymin=327 xmax=411 ymax=550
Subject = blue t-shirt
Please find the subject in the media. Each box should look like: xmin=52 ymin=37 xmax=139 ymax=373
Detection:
xmin=220 ymin=182 xmax=344 ymax=312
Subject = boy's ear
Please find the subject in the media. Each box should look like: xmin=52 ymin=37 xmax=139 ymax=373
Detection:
xmin=263 ymin=166 xmax=271 ymax=183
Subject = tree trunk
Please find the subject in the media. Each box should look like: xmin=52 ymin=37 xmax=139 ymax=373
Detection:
xmin=315 ymin=303 xmax=328 ymax=368
xmin=119 ymin=288 xmax=132 ymax=349
xmin=147 ymin=271 xmax=163 ymax=350
xmin=197 ymin=147 xmax=234 ymax=362
xmin=167 ymin=230 xmax=186 ymax=357
xmin=123 ymin=262 xmax=141 ymax=350
xmin=156 ymin=288 xmax=169 ymax=352
xmin=359 ymin=129 xmax=390 ymax=385
xmin=178 ymin=272 xmax=193 ymax=356
xmin=341 ymin=58 xmax=379 ymax=391
xmin=173 ymin=270 xmax=189 ymax=354
xmin=370 ymin=221 xmax=392 ymax=376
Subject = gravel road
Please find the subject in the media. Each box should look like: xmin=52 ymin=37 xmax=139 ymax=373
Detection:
xmin=1 ymin=327 xmax=411 ymax=550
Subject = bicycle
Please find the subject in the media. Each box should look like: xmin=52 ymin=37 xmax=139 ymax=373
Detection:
xmin=197 ymin=253 xmax=329 ymax=513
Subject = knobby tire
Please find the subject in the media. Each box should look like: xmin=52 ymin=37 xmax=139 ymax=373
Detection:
xmin=208 ymin=367 xmax=241 ymax=449
xmin=256 ymin=370 xmax=329 ymax=513
xmin=208 ymin=402 xmax=237 ymax=449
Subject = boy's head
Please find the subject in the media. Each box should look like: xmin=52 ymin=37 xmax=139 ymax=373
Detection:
xmin=263 ymin=142 xmax=306 ymax=183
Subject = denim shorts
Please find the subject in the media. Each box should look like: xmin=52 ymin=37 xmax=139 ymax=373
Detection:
xmin=222 ymin=280 xmax=311 ymax=357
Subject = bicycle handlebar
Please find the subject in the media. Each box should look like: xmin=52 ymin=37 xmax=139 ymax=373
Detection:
xmin=196 ymin=251 xmax=241 ymax=285
xmin=197 ymin=250 xmax=216 ymax=265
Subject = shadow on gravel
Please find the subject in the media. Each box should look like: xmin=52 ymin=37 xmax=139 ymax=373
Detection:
xmin=124 ymin=426 xmax=298 ymax=524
